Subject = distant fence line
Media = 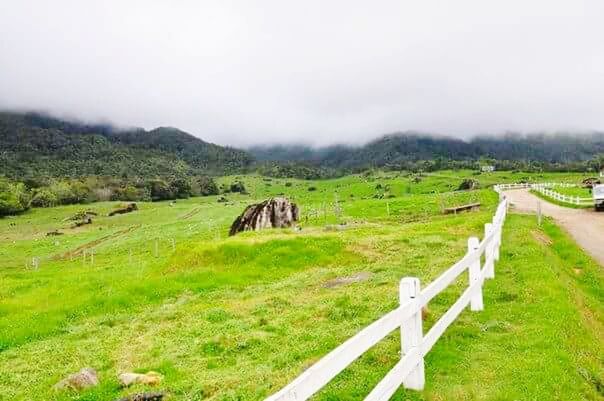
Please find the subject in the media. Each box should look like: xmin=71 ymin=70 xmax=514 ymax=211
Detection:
xmin=497 ymin=182 xmax=593 ymax=206
xmin=264 ymin=186 xmax=510 ymax=401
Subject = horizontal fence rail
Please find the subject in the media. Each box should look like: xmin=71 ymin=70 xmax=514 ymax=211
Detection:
xmin=265 ymin=188 xmax=511 ymax=401
xmin=497 ymin=182 xmax=593 ymax=206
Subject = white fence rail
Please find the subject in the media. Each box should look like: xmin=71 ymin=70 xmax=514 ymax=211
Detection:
xmin=265 ymin=189 xmax=510 ymax=401
xmin=497 ymin=182 xmax=593 ymax=206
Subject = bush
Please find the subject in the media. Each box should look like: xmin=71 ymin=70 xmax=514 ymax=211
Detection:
xmin=197 ymin=176 xmax=219 ymax=196
xmin=49 ymin=181 xmax=91 ymax=205
xmin=31 ymin=189 xmax=58 ymax=207
xmin=148 ymin=179 xmax=174 ymax=201
xmin=0 ymin=179 xmax=30 ymax=216
xmin=308 ymin=186 xmax=317 ymax=191
xmin=169 ymin=177 xmax=192 ymax=199
xmin=285 ymin=182 xmax=293 ymax=187
xmin=114 ymin=185 xmax=150 ymax=202
xmin=230 ymin=181 xmax=247 ymax=193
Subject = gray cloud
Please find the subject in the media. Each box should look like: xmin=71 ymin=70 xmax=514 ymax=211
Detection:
xmin=1 ymin=0 xmax=603 ymax=146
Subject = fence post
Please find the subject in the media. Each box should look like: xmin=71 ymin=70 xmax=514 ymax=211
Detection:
xmin=468 ymin=237 xmax=484 ymax=310
xmin=484 ymin=224 xmax=495 ymax=279
xmin=399 ymin=277 xmax=425 ymax=390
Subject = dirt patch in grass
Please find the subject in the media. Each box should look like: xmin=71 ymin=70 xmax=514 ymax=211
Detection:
xmin=180 ymin=207 xmax=202 ymax=220
xmin=52 ymin=225 xmax=140 ymax=260
xmin=323 ymin=272 xmax=372 ymax=288
xmin=532 ymin=230 xmax=553 ymax=246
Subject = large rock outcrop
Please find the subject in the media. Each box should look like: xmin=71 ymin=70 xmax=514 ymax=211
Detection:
xmin=229 ymin=197 xmax=299 ymax=236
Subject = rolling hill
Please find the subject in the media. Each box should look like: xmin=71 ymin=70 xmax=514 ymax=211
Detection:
xmin=0 ymin=112 xmax=254 ymax=178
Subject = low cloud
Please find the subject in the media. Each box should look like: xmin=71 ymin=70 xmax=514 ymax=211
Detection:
xmin=1 ymin=0 xmax=603 ymax=146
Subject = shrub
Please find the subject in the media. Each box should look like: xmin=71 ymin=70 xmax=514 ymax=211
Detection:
xmin=308 ymin=186 xmax=317 ymax=191
xmin=0 ymin=179 xmax=30 ymax=216
xmin=114 ymin=185 xmax=150 ymax=202
xmin=31 ymin=189 xmax=58 ymax=208
xmin=197 ymin=176 xmax=219 ymax=196
xmin=230 ymin=181 xmax=246 ymax=193
xmin=148 ymin=179 xmax=174 ymax=201
xmin=170 ymin=178 xmax=192 ymax=199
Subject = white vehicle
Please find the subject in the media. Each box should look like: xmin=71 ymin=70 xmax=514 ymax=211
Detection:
xmin=593 ymin=184 xmax=604 ymax=211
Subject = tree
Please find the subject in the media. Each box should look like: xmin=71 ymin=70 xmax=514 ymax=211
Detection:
xmin=148 ymin=179 xmax=174 ymax=201
xmin=169 ymin=177 xmax=192 ymax=199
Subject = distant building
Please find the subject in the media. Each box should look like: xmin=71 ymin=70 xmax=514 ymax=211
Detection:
xmin=481 ymin=165 xmax=495 ymax=173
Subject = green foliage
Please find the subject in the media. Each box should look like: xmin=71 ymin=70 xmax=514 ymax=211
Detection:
xmin=30 ymin=188 xmax=58 ymax=208
xmin=251 ymin=137 xmax=604 ymax=175
xmin=112 ymin=185 xmax=151 ymax=202
xmin=229 ymin=181 xmax=247 ymax=193
xmin=0 ymin=112 xmax=254 ymax=179
xmin=0 ymin=178 xmax=30 ymax=216
xmin=195 ymin=176 xmax=219 ymax=196
xmin=149 ymin=179 xmax=174 ymax=201
xmin=257 ymin=161 xmax=341 ymax=179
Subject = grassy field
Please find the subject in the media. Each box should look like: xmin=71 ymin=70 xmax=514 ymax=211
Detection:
xmin=0 ymin=170 xmax=602 ymax=400
xmin=555 ymin=185 xmax=594 ymax=198
xmin=530 ymin=185 xmax=594 ymax=209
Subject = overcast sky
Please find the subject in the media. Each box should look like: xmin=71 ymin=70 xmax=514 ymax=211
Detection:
xmin=1 ymin=1 xmax=603 ymax=146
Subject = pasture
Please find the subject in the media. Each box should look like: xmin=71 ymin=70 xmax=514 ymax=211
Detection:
xmin=0 ymin=170 xmax=602 ymax=400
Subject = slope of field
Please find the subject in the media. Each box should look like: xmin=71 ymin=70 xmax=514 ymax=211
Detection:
xmin=0 ymin=171 xmax=602 ymax=400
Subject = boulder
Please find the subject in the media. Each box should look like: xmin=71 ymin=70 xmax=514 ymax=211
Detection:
xmin=458 ymin=179 xmax=480 ymax=191
xmin=229 ymin=197 xmax=299 ymax=236
xmin=115 ymin=392 xmax=165 ymax=401
xmin=71 ymin=217 xmax=92 ymax=228
xmin=54 ymin=368 xmax=99 ymax=391
xmin=118 ymin=371 xmax=163 ymax=387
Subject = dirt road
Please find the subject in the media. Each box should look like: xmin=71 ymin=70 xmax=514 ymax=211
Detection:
xmin=504 ymin=189 xmax=604 ymax=266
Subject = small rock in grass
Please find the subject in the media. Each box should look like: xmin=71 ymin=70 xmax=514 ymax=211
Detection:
xmin=115 ymin=392 xmax=165 ymax=401
xmin=324 ymin=224 xmax=347 ymax=232
xmin=54 ymin=367 xmax=99 ymax=391
xmin=323 ymin=272 xmax=371 ymax=288
xmin=118 ymin=371 xmax=163 ymax=387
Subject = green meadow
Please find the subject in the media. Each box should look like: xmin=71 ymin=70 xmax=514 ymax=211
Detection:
xmin=0 ymin=170 xmax=602 ymax=400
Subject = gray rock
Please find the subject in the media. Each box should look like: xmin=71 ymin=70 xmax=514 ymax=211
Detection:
xmin=115 ymin=392 xmax=165 ymax=401
xmin=54 ymin=367 xmax=99 ymax=391
xmin=323 ymin=272 xmax=371 ymax=288
xmin=229 ymin=197 xmax=299 ymax=236
xmin=118 ymin=371 xmax=163 ymax=387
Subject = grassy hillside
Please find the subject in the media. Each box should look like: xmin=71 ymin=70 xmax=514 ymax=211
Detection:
xmin=0 ymin=112 xmax=253 ymax=178
xmin=0 ymin=171 xmax=602 ymax=400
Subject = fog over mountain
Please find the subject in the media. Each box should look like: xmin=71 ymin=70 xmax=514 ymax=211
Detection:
xmin=1 ymin=1 xmax=604 ymax=147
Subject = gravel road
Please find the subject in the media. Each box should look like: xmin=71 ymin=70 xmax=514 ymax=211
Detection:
xmin=504 ymin=189 xmax=604 ymax=266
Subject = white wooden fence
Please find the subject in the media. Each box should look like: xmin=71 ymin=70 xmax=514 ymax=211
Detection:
xmin=265 ymin=190 xmax=509 ymax=401
xmin=496 ymin=182 xmax=593 ymax=206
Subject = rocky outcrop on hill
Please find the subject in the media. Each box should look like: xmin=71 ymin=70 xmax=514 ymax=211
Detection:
xmin=229 ymin=197 xmax=299 ymax=236
xmin=458 ymin=179 xmax=480 ymax=191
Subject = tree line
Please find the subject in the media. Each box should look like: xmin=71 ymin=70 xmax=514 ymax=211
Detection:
xmin=0 ymin=175 xmax=219 ymax=217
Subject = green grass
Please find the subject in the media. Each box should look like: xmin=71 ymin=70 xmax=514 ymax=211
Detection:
xmin=530 ymin=189 xmax=594 ymax=209
xmin=556 ymin=185 xmax=593 ymax=198
xmin=0 ymin=170 xmax=602 ymax=400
